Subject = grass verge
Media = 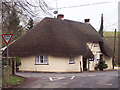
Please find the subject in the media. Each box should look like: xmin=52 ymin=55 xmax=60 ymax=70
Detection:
xmin=2 ymin=75 xmax=24 ymax=88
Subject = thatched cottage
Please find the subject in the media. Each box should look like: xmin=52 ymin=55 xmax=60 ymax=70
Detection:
xmin=6 ymin=16 xmax=114 ymax=72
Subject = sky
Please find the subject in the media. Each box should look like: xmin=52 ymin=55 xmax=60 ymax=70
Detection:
xmin=30 ymin=0 xmax=120 ymax=31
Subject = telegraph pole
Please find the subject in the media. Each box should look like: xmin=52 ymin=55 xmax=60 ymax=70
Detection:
xmin=53 ymin=0 xmax=58 ymax=18
xmin=112 ymin=29 xmax=117 ymax=69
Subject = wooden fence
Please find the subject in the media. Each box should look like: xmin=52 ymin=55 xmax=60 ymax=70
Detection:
xmin=2 ymin=57 xmax=16 ymax=77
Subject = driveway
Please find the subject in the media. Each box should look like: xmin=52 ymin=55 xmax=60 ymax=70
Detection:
xmin=14 ymin=70 xmax=119 ymax=88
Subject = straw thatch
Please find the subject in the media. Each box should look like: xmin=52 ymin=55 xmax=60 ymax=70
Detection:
xmin=84 ymin=47 xmax=94 ymax=58
xmin=99 ymin=39 xmax=114 ymax=57
xmin=5 ymin=17 xmax=114 ymax=58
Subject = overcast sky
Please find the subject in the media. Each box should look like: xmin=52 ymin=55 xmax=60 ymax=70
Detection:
xmin=32 ymin=0 xmax=120 ymax=31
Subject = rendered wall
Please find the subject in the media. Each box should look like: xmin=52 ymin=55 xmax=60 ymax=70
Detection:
xmin=87 ymin=42 xmax=112 ymax=70
xmin=19 ymin=55 xmax=83 ymax=72
xmin=87 ymin=42 xmax=101 ymax=71
xmin=103 ymin=55 xmax=113 ymax=69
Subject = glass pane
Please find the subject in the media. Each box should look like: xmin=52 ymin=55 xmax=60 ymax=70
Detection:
xmin=44 ymin=56 xmax=47 ymax=60
xmin=44 ymin=59 xmax=48 ymax=64
xmin=70 ymin=57 xmax=74 ymax=63
xmin=35 ymin=56 xmax=39 ymax=64
xmin=40 ymin=56 xmax=43 ymax=60
xmin=37 ymin=59 xmax=39 ymax=63
xmin=36 ymin=56 xmax=39 ymax=60
xmin=40 ymin=60 xmax=43 ymax=63
xmin=94 ymin=43 xmax=98 ymax=47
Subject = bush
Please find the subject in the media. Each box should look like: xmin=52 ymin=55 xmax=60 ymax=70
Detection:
xmin=2 ymin=59 xmax=7 ymax=66
xmin=95 ymin=59 xmax=108 ymax=71
xmin=16 ymin=57 xmax=21 ymax=67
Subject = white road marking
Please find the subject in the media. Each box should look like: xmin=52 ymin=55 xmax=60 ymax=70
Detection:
xmin=97 ymin=83 xmax=113 ymax=86
xmin=49 ymin=77 xmax=53 ymax=81
xmin=49 ymin=77 xmax=65 ymax=81
xmin=78 ymin=75 xmax=96 ymax=77
xmin=106 ymin=84 xmax=112 ymax=86
xmin=71 ymin=76 xmax=75 ymax=79
xmin=88 ymin=75 xmax=96 ymax=76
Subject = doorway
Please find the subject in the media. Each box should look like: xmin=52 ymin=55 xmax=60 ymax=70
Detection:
xmin=12 ymin=59 xmax=15 ymax=74
xmin=83 ymin=58 xmax=87 ymax=71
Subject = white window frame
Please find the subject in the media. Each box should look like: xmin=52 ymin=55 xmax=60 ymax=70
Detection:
xmin=94 ymin=54 xmax=97 ymax=61
xmin=35 ymin=56 xmax=48 ymax=65
xmin=69 ymin=57 xmax=75 ymax=64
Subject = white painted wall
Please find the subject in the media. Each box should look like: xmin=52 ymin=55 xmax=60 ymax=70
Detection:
xmin=103 ymin=55 xmax=113 ymax=70
xmin=87 ymin=42 xmax=113 ymax=70
xmin=19 ymin=55 xmax=83 ymax=72
xmin=87 ymin=42 xmax=101 ymax=71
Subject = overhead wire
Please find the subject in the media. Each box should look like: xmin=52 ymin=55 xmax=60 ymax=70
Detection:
xmin=49 ymin=1 xmax=113 ymax=10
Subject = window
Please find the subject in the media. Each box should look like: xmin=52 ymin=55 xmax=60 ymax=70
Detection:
xmin=69 ymin=57 xmax=75 ymax=64
xmin=100 ymin=54 xmax=103 ymax=60
xmin=94 ymin=43 xmax=98 ymax=47
xmin=35 ymin=56 xmax=48 ymax=65
xmin=94 ymin=54 xmax=97 ymax=61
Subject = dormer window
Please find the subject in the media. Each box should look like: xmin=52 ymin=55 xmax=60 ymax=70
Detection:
xmin=94 ymin=43 xmax=98 ymax=47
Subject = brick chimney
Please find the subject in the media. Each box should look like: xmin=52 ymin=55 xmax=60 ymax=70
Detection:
xmin=84 ymin=19 xmax=90 ymax=24
xmin=57 ymin=14 xmax=64 ymax=20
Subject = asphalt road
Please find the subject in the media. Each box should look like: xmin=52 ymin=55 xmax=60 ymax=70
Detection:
xmin=16 ymin=70 xmax=119 ymax=88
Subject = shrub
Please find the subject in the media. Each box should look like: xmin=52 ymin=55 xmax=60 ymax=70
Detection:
xmin=95 ymin=59 xmax=108 ymax=71
xmin=16 ymin=57 xmax=21 ymax=67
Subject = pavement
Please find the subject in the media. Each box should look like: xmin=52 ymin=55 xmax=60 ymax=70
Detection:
xmin=14 ymin=70 xmax=119 ymax=88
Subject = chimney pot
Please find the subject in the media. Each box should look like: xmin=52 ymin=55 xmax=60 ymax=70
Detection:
xmin=57 ymin=14 xmax=64 ymax=20
xmin=84 ymin=19 xmax=90 ymax=24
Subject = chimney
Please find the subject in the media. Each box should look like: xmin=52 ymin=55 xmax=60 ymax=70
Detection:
xmin=57 ymin=14 xmax=64 ymax=20
xmin=84 ymin=19 xmax=90 ymax=24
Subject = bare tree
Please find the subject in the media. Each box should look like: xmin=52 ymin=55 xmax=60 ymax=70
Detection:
xmin=2 ymin=0 xmax=53 ymax=35
xmin=2 ymin=0 xmax=53 ymax=19
xmin=2 ymin=0 xmax=53 ymax=46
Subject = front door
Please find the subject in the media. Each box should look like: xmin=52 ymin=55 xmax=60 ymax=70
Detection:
xmin=83 ymin=58 xmax=87 ymax=71
xmin=12 ymin=60 xmax=15 ymax=74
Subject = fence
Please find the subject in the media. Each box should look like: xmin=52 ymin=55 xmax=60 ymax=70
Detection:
xmin=2 ymin=57 xmax=16 ymax=77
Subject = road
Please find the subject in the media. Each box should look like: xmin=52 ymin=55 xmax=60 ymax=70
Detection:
xmin=15 ymin=70 xmax=119 ymax=88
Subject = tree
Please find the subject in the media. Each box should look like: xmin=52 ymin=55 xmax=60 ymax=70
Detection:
xmin=99 ymin=14 xmax=104 ymax=37
xmin=95 ymin=59 xmax=108 ymax=71
xmin=2 ymin=4 xmax=23 ymax=46
xmin=2 ymin=1 xmax=53 ymax=39
xmin=2 ymin=1 xmax=53 ymax=20
xmin=2 ymin=1 xmax=53 ymax=46
xmin=26 ymin=17 xmax=34 ymax=31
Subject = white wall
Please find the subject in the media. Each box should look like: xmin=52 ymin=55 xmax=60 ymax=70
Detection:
xmin=87 ymin=42 xmax=101 ymax=71
xmin=87 ymin=42 xmax=113 ymax=70
xmin=19 ymin=55 xmax=83 ymax=72
xmin=103 ymin=55 xmax=113 ymax=70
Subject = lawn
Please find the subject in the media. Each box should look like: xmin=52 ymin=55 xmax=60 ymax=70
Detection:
xmin=2 ymin=75 xmax=24 ymax=88
xmin=103 ymin=31 xmax=119 ymax=37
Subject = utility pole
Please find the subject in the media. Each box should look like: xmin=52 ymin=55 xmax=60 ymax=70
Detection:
xmin=99 ymin=14 xmax=104 ymax=37
xmin=112 ymin=29 xmax=117 ymax=69
xmin=53 ymin=0 xmax=58 ymax=18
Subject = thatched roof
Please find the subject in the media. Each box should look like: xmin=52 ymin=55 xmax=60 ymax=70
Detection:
xmin=6 ymin=17 xmax=114 ymax=58
xmin=84 ymin=47 xmax=94 ymax=58
xmin=99 ymin=39 xmax=114 ymax=57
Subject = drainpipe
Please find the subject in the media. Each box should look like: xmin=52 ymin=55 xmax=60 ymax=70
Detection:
xmin=80 ymin=61 xmax=82 ymax=72
xmin=88 ymin=59 xmax=89 ymax=71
